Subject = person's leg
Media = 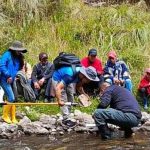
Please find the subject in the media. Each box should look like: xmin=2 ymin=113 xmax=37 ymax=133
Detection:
xmin=51 ymin=79 xmax=76 ymax=128
xmin=45 ymin=78 xmax=54 ymax=102
xmin=124 ymin=79 xmax=133 ymax=92
xmin=139 ymin=88 xmax=148 ymax=109
xmin=66 ymin=83 xmax=74 ymax=113
xmin=93 ymin=108 xmax=139 ymax=139
xmin=51 ymin=79 xmax=69 ymax=118
xmin=0 ymin=79 xmax=15 ymax=123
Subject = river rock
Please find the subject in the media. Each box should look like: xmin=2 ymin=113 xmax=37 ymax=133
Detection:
xmin=18 ymin=116 xmax=31 ymax=126
xmin=21 ymin=122 xmax=49 ymax=135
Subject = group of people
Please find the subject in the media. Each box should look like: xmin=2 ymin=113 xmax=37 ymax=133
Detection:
xmin=0 ymin=40 xmax=147 ymax=140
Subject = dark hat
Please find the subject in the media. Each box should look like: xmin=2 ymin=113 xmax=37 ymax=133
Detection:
xmin=39 ymin=52 xmax=48 ymax=61
xmin=80 ymin=66 xmax=99 ymax=82
xmin=88 ymin=49 xmax=97 ymax=56
xmin=9 ymin=41 xmax=27 ymax=53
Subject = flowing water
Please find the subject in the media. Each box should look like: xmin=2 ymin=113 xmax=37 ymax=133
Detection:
xmin=0 ymin=132 xmax=149 ymax=150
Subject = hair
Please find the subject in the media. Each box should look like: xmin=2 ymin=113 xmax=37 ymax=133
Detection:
xmin=99 ymin=82 xmax=111 ymax=91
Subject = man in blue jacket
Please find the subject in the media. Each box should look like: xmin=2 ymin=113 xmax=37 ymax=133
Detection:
xmin=0 ymin=41 xmax=27 ymax=124
xmin=93 ymin=82 xmax=141 ymax=140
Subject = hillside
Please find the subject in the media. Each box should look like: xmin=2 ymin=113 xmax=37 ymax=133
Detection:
xmin=0 ymin=0 xmax=150 ymax=92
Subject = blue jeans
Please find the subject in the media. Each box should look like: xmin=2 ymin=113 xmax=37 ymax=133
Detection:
xmin=93 ymin=108 xmax=140 ymax=129
xmin=0 ymin=79 xmax=15 ymax=102
xmin=125 ymin=79 xmax=133 ymax=92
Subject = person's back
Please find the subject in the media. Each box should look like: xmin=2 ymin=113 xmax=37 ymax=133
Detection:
xmin=103 ymin=85 xmax=141 ymax=119
xmin=93 ymin=82 xmax=141 ymax=140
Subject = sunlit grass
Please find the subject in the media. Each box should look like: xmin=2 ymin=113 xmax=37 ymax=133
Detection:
xmin=0 ymin=0 xmax=150 ymax=119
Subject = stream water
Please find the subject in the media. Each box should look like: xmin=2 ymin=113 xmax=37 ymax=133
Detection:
xmin=0 ymin=132 xmax=149 ymax=150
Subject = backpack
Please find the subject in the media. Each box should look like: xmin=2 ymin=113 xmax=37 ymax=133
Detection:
xmin=53 ymin=52 xmax=81 ymax=72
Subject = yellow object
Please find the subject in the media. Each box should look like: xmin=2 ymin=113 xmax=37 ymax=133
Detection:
xmin=2 ymin=105 xmax=12 ymax=124
xmin=11 ymin=105 xmax=18 ymax=124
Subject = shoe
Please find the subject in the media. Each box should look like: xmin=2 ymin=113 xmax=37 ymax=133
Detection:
xmin=144 ymin=105 xmax=148 ymax=110
xmin=124 ymin=128 xmax=133 ymax=138
xmin=61 ymin=119 xmax=77 ymax=128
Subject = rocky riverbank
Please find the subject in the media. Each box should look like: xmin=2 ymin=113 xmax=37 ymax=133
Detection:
xmin=0 ymin=110 xmax=150 ymax=139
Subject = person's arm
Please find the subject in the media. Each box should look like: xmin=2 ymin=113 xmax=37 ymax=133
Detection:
xmin=55 ymin=82 xmax=65 ymax=106
xmin=76 ymin=82 xmax=90 ymax=99
xmin=43 ymin=64 xmax=55 ymax=80
xmin=31 ymin=65 xmax=38 ymax=83
xmin=0 ymin=52 xmax=11 ymax=79
xmin=98 ymin=90 xmax=112 ymax=108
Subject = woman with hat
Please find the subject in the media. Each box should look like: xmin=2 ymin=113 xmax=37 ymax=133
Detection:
xmin=0 ymin=41 xmax=27 ymax=123
xmin=138 ymin=68 xmax=150 ymax=109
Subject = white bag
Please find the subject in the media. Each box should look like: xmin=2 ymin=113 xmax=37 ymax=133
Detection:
xmin=0 ymin=86 xmax=4 ymax=103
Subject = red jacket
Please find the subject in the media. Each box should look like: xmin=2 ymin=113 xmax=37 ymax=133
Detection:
xmin=138 ymin=76 xmax=150 ymax=94
xmin=81 ymin=57 xmax=103 ymax=75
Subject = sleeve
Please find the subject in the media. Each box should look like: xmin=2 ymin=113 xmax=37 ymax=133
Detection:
xmin=31 ymin=65 xmax=38 ymax=83
xmin=44 ymin=64 xmax=55 ymax=80
xmin=0 ymin=52 xmax=11 ymax=78
xmin=96 ymin=59 xmax=103 ymax=75
xmin=103 ymin=62 xmax=114 ymax=81
xmin=138 ymin=77 xmax=150 ymax=89
xmin=120 ymin=61 xmax=130 ymax=80
xmin=97 ymin=90 xmax=112 ymax=108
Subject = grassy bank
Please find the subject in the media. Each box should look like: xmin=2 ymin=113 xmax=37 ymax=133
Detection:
xmin=0 ymin=0 xmax=150 ymax=119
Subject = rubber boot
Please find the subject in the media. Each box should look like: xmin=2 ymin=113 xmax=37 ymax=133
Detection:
xmin=11 ymin=105 xmax=18 ymax=124
xmin=2 ymin=105 xmax=12 ymax=124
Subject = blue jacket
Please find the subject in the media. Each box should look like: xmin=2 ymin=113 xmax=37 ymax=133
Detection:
xmin=98 ymin=85 xmax=142 ymax=119
xmin=104 ymin=60 xmax=130 ymax=83
xmin=0 ymin=50 xmax=20 ymax=81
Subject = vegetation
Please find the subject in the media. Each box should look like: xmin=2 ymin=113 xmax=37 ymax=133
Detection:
xmin=0 ymin=0 xmax=150 ymax=119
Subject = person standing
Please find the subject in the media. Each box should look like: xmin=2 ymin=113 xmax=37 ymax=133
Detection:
xmin=0 ymin=41 xmax=27 ymax=124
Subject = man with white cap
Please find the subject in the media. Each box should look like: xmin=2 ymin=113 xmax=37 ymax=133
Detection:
xmin=0 ymin=41 xmax=27 ymax=124
xmin=138 ymin=68 xmax=150 ymax=109
xmin=52 ymin=65 xmax=99 ymax=128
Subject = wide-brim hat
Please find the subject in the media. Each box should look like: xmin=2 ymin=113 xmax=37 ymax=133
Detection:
xmin=9 ymin=41 xmax=27 ymax=53
xmin=80 ymin=66 xmax=99 ymax=82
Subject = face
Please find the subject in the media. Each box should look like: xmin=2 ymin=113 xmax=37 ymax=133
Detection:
xmin=88 ymin=55 xmax=96 ymax=63
xmin=109 ymin=56 xmax=116 ymax=64
xmin=79 ymin=73 xmax=91 ymax=84
xmin=146 ymin=72 xmax=150 ymax=80
xmin=40 ymin=58 xmax=48 ymax=65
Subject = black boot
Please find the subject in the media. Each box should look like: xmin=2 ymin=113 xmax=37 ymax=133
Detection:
xmin=98 ymin=125 xmax=112 ymax=140
xmin=124 ymin=128 xmax=133 ymax=138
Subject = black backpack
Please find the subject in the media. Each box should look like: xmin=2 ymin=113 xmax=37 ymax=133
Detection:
xmin=53 ymin=52 xmax=81 ymax=74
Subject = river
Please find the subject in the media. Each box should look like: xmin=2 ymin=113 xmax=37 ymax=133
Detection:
xmin=0 ymin=132 xmax=149 ymax=150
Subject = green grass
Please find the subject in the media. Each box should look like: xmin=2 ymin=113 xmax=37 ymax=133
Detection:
xmin=1 ymin=0 xmax=150 ymax=119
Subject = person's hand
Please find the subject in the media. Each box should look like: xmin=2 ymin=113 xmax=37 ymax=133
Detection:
xmin=7 ymin=77 xmax=12 ymax=84
xmin=58 ymin=101 xmax=65 ymax=106
xmin=114 ymin=78 xmax=120 ymax=85
xmin=34 ymin=82 xmax=40 ymax=89
xmin=119 ymin=79 xmax=124 ymax=86
xmin=38 ymin=78 xmax=45 ymax=86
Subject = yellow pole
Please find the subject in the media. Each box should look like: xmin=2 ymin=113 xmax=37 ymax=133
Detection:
xmin=1 ymin=102 xmax=58 ymax=106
